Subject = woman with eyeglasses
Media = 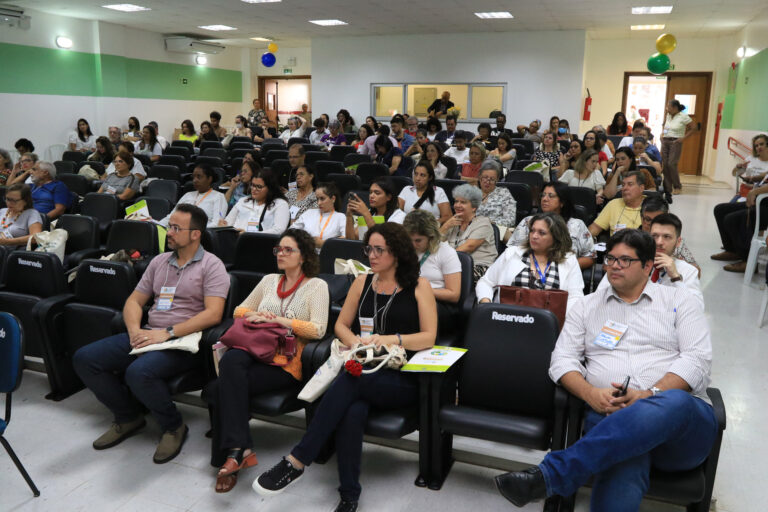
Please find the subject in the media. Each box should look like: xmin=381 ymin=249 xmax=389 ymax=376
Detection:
xmin=7 ymin=152 xmax=38 ymax=186
xmin=557 ymin=139 xmax=584 ymax=178
xmin=460 ymin=143 xmax=487 ymax=186
xmin=345 ymin=177 xmax=406 ymax=240
xmin=477 ymin=212 xmax=584 ymax=306
xmin=221 ymin=169 xmax=290 ymax=234
xmin=285 ymin=165 xmax=318 ymax=223
xmin=533 ymin=132 xmax=561 ymax=170
xmin=211 ymin=228 xmax=329 ymax=493
xmin=0 ymin=183 xmax=43 ymax=248
xmin=398 ymin=161 xmax=451 ymax=225
xmin=254 ymin=222 xmax=436 ymax=512
xmin=162 ymin=164 xmax=227 ymax=228
xmin=476 ymin=160 xmax=517 ymax=239
xmin=508 ymin=182 xmax=595 ymax=269
xmin=293 ymin=182 xmax=346 ymax=249
xmin=97 ymin=151 xmax=140 ymax=202
xmin=224 ymin=160 xmax=258 ymax=207
xmin=0 ymin=148 xmax=12 ymax=186
xmin=582 ymin=130 xmax=609 ymax=175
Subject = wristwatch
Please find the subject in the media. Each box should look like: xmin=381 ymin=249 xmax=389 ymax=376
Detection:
xmin=649 ymin=386 xmax=662 ymax=396
xmin=166 ymin=326 xmax=175 ymax=338
xmin=669 ymin=275 xmax=682 ymax=283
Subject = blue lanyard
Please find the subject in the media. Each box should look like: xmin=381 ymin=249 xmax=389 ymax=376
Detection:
xmin=532 ymin=257 xmax=551 ymax=285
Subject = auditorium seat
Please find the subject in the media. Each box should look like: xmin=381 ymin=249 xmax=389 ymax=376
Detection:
xmin=148 ymin=164 xmax=182 ymax=182
xmin=343 ymin=153 xmax=372 ymax=168
xmin=356 ymin=163 xmax=388 ymax=186
xmin=264 ymin=150 xmax=288 ymax=167
xmin=133 ymin=196 xmax=172 ymax=221
xmin=567 ymin=186 xmax=598 ymax=224
xmin=505 ymin=170 xmax=543 ymax=207
xmin=80 ymin=192 xmax=120 ymax=237
xmin=199 ymin=141 xmax=224 ymax=153
xmin=146 ymin=179 xmax=180 ymax=205
xmin=62 ymin=151 xmax=85 ymax=164
xmin=157 ymin=154 xmax=187 ymax=173
xmin=327 ymin=174 xmax=362 ymax=199
xmin=56 ymin=214 xmax=100 ymax=269
xmin=54 ymin=160 xmax=76 ymax=175
xmin=58 ymin=173 xmax=91 ymax=197
xmin=163 ymin=145 xmax=191 ymax=162
xmin=436 ymin=179 xmax=463 ymax=207
xmin=315 ymin=160 xmax=345 ymax=181
xmin=287 ymin=137 xmax=309 ymax=148
xmin=304 ymin=151 xmax=327 ymax=169
xmin=171 ymin=140 xmax=194 ymax=152
xmin=330 ymin=145 xmax=356 ymax=162
xmin=440 ymin=155 xmax=458 ymax=179
xmin=496 ymin=182 xmax=532 ymax=223
xmin=203 ymin=148 xmax=228 ymax=162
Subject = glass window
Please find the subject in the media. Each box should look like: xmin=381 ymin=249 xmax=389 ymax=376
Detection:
xmin=373 ymin=86 xmax=404 ymax=117
xmin=471 ymin=86 xmax=504 ymax=119
xmin=406 ymin=84 xmax=468 ymax=120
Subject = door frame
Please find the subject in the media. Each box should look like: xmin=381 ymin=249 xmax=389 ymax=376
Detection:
xmin=621 ymin=71 xmax=712 ymax=175
xmin=257 ymin=75 xmax=312 ymax=117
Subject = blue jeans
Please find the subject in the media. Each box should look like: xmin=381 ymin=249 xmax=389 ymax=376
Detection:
xmin=539 ymin=390 xmax=718 ymax=512
xmin=73 ymin=333 xmax=198 ymax=432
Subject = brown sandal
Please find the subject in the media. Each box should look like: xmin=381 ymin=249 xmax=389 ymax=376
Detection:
xmin=218 ymin=451 xmax=259 ymax=477
xmin=215 ymin=473 xmax=237 ymax=493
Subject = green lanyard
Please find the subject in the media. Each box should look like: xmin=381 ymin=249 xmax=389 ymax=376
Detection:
xmin=418 ymin=250 xmax=431 ymax=267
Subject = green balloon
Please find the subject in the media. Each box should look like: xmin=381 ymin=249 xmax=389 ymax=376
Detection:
xmin=647 ymin=52 xmax=671 ymax=75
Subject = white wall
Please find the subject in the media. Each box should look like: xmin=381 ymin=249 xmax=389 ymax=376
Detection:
xmin=311 ymin=31 xmax=586 ymax=132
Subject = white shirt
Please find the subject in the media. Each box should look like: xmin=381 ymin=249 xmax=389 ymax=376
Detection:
xmin=162 ymin=189 xmax=228 ymax=228
xmin=739 ymin=156 xmax=768 ymax=179
xmin=136 ymin=142 xmax=163 ymax=157
xmin=225 ymin=197 xmax=290 ymax=233
xmin=419 ymin=242 xmax=462 ymax=289
xmin=156 ymin=135 xmax=169 ymax=150
xmin=309 ymin=129 xmax=329 ymax=146
xmin=559 ymin=169 xmax=606 ymax=191
xmin=398 ymin=186 xmax=449 ymax=219
xmin=602 ymin=143 xmax=613 ymax=160
xmin=279 ymin=127 xmax=306 ymax=142
xmin=106 ymin=158 xmax=146 ymax=177
xmin=68 ymin=133 xmax=97 ymax=151
xmin=618 ymin=136 xmax=634 ymax=149
xmin=293 ymin=209 xmax=346 ymax=240
xmin=445 ymin=147 xmax=470 ymax=164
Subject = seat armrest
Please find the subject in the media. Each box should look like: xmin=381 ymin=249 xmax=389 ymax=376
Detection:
xmin=706 ymin=387 xmax=726 ymax=431
xmin=67 ymin=248 xmax=104 ymax=269
xmin=200 ymin=319 xmax=234 ymax=381
xmin=30 ymin=293 xmax=77 ymax=394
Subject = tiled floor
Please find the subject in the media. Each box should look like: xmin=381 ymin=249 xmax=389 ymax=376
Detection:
xmin=1 ymin=185 xmax=765 ymax=512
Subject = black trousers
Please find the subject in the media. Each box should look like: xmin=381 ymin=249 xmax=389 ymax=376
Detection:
xmin=713 ymin=201 xmax=768 ymax=258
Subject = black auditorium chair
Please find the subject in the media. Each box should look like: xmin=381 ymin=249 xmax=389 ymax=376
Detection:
xmin=356 ymin=163 xmax=389 ymax=186
xmin=270 ymin=159 xmax=291 ymax=187
xmin=171 ymin=140 xmax=194 ymax=152
xmin=57 ymin=214 xmax=100 ymax=269
xmin=389 ymin=176 xmax=412 ymax=196
xmin=230 ymin=142 xmax=253 ymax=151
xmin=317 ymin=238 xmax=368 ymax=326
xmin=146 ymin=179 xmax=180 ymax=205
xmin=304 ymin=151 xmax=326 ymax=169
xmin=568 ymin=187 xmax=598 ymax=225
xmin=260 ymin=139 xmax=284 ymax=153
xmin=62 ymin=151 xmax=86 ymax=163
xmin=80 ymin=192 xmax=120 ymax=237
xmin=264 ymin=150 xmax=288 ymax=167
xmin=496 ymin=182 xmax=532 ymax=223
xmin=330 ymin=145 xmax=356 ymax=162
xmin=194 ymin=156 xmax=224 ymax=170
xmin=230 ymin=157 xmax=244 ymax=175
xmin=133 ymin=153 xmax=152 ymax=168
xmin=149 ymin=164 xmax=182 ymax=182
xmin=164 ymin=146 xmax=191 ymax=161
xmin=157 ymin=154 xmax=187 ymax=173
xmin=343 ymin=153 xmax=372 ymax=168
xmin=440 ymin=156 xmax=458 ymax=179
xmin=428 ymin=304 xmax=567 ymax=512
xmin=505 ymin=170 xmax=543 ymax=207
xmin=327 ymin=174 xmax=362 ymax=199
xmin=561 ymin=388 xmax=726 ymax=512
xmin=315 ymin=160 xmax=345 ymax=181
xmin=58 ymin=174 xmax=91 ymax=197
xmin=513 ymin=139 xmax=535 ymax=157
xmin=206 ymin=228 xmax=238 ymax=269
xmin=301 ymin=143 xmax=317 ymax=154
xmin=513 ymin=159 xmax=535 ymax=171
xmin=231 ymin=136 xmax=252 ymax=144
xmin=230 ymin=233 xmax=281 ymax=294
xmin=76 ymin=160 xmax=105 ymax=175
xmin=229 ymin=149 xmax=251 ymax=161
xmin=287 ymin=137 xmax=309 ymax=148
xmin=133 ymin=196 xmax=172 ymax=221
xmin=200 ymin=141 xmax=224 ymax=153
xmin=203 ymin=148 xmax=228 ymax=162
xmin=101 ymin=220 xmax=160 ymax=276
xmin=342 ymin=190 xmax=370 ymax=212
xmin=54 ymin=160 xmax=76 ymax=175
xmin=435 ymin=179 xmax=463 ymax=207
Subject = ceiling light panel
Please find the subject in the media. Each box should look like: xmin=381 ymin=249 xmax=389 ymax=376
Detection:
xmin=102 ymin=4 xmax=151 ymax=12
xmin=474 ymin=12 xmax=514 ymax=19
xmin=631 ymin=24 xmax=666 ymax=30
xmin=250 ymin=37 xmax=273 ymax=41
xmin=241 ymin=0 xmax=281 ymax=2
xmin=632 ymin=6 xmax=673 ymax=15
xmin=309 ymin=19 xmax=348 ymax=26
xmin=198 ymin=25 xmax=237 ymax=31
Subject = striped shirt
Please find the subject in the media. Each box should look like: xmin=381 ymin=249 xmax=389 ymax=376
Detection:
xmin=549 ymin=281 xmax=712 ymax=404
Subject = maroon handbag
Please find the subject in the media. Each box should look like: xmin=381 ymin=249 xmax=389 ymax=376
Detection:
xmin=219 ymin=318 xmax=296 ymax=366
xmin=498 ymin=286 xmax=569 ymax=331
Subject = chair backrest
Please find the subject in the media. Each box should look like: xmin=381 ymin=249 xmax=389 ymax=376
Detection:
xmin=558 ymin=140 xmax=571 ymax=151
xmin=513 ymin=139 xmax=535 ymax=155
xmin=271 ymin=159 xmax=291 ymax=187
xmin=77 ymin=160 xmax=105 ymax=175
xmin=496 ymin=182 xmax=532 ymax=223
xmin=505 ymin=171 xmax=543 ymax=206
xmin=327 ymin=174 xmax=362 ymax=199
xmin=260 ymin=139 xmax=285 ymax=151
xmin=203 ymin=148 xmax=228 ymax=161
xmin=315 ymin=160 xmax=345 ymax=181
xmin=206 ymin=228 xmax=238 ymax=267
xmin=300 ymin=143 xmax=316 ymax=154
xmin=57 ymin=214 xmax=99 ymax=254
xmin=171 ymin=140 xmax=194 ymax=151
xmin=231 ymin=136 xmax=252 ymax=144
xmin=607 ymin=135 xmax=624 ymax=147
xmin=58 ymin=174 xmax=90 ymax=196
xmin=389 ymin=176 xmax=412 ymax=196
xmin=146 ymin=179 xmax=180 ymax=204
xmin=158 ymin=154 xmax=187 ymax=171
xmin=440 ymin=155 xmax=458 ymax=179
xmin=435 ymin=179 xmax=463 ymax=207
xmin=264 ymin=150 xmax=289 ymax=166
xmin=342 ymin=189 xmax=370 ymax=212
xmin=200 ymin=140 xmax=224 ymax=152
xmin=0 ymin=312 xmax=24 ymax=393
xmin=233 ymin=232 xmax=280 ymax=273
xmin=330 ymin=145 xmax=356 ymax=162
xmin=305 ymin=151 xmax=327 ymax=169
xmin=62 ymin=151 xmax=86 ymax=163
xmin=75 ymin=259 xmax=136 ymax=309
xmin=319 ymin=238 xmax=368 ymax=274
xmin=567 ymin=186 xmax=597 ymax=224
xmin=343 ymin=153 xmax=372 ymax=167
xmin=356 ymin=163 xmax=389 ymax=185
xmin=54 ymin=160 xmax=76 ymax=175
xmin=229 ymin=148 xmax=251 ymax=160
xmin=194 ymin=155 xmax=223 ymax=169
xmin=149 ymin=164 xmax=182 ymax=182
xmin=133 ymin=153 xmax=152 ymax=168
xmin=105 ymin=220 xmax=159 ymax=256
xmin=230 ymin=157 xmax=244 ymax=174
xmin=458 ymin=304 xmax=560 ymax=417
xmin=164 ymin=146 xmax=191 ymax=161
xmin=81 ymin=192 xmax=120 ymax=225
xmin=0 ymin=251 xmax=67 ymax=296
xmin=455 ymin=251 xmax=473 ymax=315
xmin=134 ymin=196 xmax=172 ymax=220
xmin=288 ymin=137 xmax=309 ymax=148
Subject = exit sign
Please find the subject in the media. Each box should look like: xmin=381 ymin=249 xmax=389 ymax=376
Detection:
xmin=283 ymin=67 xmax=293 ymax=75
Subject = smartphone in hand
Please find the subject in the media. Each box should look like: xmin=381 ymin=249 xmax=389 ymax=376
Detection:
xmin=613 ymin=375 xmax=631 ymax=397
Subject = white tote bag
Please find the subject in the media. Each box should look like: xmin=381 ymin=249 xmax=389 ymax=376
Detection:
xmin=26 ymin=228 xmax=69 ymax=263
xmin=297 ymin=338 xmax=350 ymax=402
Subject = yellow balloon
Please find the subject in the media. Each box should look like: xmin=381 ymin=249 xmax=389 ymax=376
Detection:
xmin=656 ymin=33 xmax=677 ymax=55
xmin=267 ymin=43 xmax=278 ymax=53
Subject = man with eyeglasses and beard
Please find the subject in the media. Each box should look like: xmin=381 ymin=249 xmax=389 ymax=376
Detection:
xmin=73 ymin=203 xmax=230 ymax=464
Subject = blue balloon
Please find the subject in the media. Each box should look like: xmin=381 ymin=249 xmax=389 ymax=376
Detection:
xmin=261 ymin=52 xmax=276 ymax=67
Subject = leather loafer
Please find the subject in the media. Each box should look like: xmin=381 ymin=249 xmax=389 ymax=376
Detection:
xmin=495 ymin=466 xmax=547 ymax=507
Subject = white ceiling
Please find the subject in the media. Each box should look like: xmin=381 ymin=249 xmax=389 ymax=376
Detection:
xmin=10 ymin=0 xmax=768 ymax=48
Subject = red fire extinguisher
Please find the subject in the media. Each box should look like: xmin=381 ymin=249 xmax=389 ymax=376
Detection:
xmin=583 ymin=89 xmax=592 ymax=121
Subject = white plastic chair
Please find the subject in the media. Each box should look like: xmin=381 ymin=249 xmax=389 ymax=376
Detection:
xmin=759 ymin=287 xmax=768 ymax=328
xmin=744 ymin=193 xmax=768 ymax=285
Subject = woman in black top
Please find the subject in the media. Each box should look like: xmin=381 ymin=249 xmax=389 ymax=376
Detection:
xmin=254 ymin=222 xmax=437 ymax=512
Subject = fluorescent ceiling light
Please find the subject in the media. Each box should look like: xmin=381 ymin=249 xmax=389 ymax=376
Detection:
xmin=241 ymin=0 xmax=281 ymax=2
xmin=474 ymin=12 xmax=514 ymax=19
xmin=102 ymin=4 xmax=151 ymax=12
xmin=198 ymin=24 xmax=237 ymax=31
xmin=195 ymin=55 xmax=208 ymax=65
xmin=309 ymin=19 xmax=347 ymax=26
xmin=250 ymin=37 xmax=273 ymax=41
xmin=632 ymin=6 xmax=673 ymax=15
xmin=631 ymin=24 xmax=665 ymax=30
xmin=55 ymin=36 xmax=73 ymax=49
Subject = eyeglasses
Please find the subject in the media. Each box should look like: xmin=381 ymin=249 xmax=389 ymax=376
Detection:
xmin=5 ymin=197 xmax=21 ymax=204
xmin=541 ymin=192 xmax=558 ymax=199
xmin=273 ymin=246 xmax=300 ymax=256
xmin=20 ymin=159 xmax=32 ymax=163
xmin=604 ymin=255 xmax=641 ymax=269
xmin=251 ymin=184 xmax=265 ymax=190
xmin=480 ymin=176 xmax=497 ymax=183
xmin=167 ymin=224 xmax=194 ymax=234
xmin=363 ymin=245 xmax=389 ymax=257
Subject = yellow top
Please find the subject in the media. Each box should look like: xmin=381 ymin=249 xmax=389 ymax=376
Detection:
xmin=593 ymin=197 xmax=643 ymax=235
xmin=178 ymin=133 xmax=199 ymax=144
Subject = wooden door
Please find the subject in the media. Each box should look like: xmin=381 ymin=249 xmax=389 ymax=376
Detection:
xmin=665 ymin=73 xmax=711 ymax=175
xmin=264 ymin=79 xmax=278 ymax=122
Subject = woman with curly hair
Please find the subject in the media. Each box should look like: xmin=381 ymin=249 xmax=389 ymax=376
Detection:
xmin=254 ymin=222 xmax=437 ymax=512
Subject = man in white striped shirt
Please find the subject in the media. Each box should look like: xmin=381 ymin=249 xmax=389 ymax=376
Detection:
xmin=496 ymin=229 xmax=717 ymax=510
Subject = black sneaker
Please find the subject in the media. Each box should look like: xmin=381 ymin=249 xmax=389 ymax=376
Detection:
xmin=335 ymin=500 xmax=358 ymax=512
xmin=252 ymin=457 xmax=304 ymax=496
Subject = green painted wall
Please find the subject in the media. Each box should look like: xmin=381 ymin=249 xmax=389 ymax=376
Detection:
xmin=0 ymin=42 xmax=241 ymax=102
xmin=720 ymin=48 xmax=768 ymax=131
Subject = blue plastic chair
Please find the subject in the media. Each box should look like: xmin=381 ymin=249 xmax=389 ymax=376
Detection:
xmin=0 ymin=312 xmax=40 ymax=496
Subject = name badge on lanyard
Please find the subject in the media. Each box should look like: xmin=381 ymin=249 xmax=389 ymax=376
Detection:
xmin=157 ymin=286 xmax=177 ymax=311
xmin=289 ymin=205 xmax=300 ymax=220
xmin=1 ymin=228 xmax=12 ymax=239
xmin=288 ymin=181 xmax=298 ymax=191
xmin=614 ymin=223 xmax=627 ymax=233
xmin=593 ymin=320 xmax=628 ymax=350
xmin=359 ymin=317 xmax=374 ymax=339
xmin=247 ymin=213 xmax=261 ymax=233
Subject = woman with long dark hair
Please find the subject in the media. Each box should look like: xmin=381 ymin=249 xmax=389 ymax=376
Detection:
xmin=222 ymin=169 xmax=290 ymax=233
xmin=346 ymin=177 xmax=406 ymax=240
xmin=607 ymin=112 xmax=630 ymax=136
xmin=68 ymin=118 xmax=96 ymax=152
xmin=397 ymin=161 xmax=451 ymax=224
xmin=293 ymin=182 xmax=346 ymax=248
xmin=136 ymin=125 xmax=163 ymax=162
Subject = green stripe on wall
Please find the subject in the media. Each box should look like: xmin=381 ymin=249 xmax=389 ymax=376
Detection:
xmin=720 ymin=49 xmax=768 ymax=131
xmin=0 ymin=42 xmax=241 ymax=102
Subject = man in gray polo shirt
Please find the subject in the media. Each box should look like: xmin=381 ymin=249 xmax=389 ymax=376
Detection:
xmin=74 ymin=203 xmax=230 ymax=464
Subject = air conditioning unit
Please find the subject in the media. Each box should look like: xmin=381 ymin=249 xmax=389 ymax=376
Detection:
xmin=0 ymin=5 xmax=31 ymax=28
xmin=165 ymin=37 xmax=226 ymax=55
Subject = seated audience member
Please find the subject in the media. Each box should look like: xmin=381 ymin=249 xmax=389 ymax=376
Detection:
xmin=248 ymin=98 xmax=267 ymax=127
xmin=398 ymin=161 xmax=451 ymax=224
xmin=557 ymin=139 xmax=584 ymax=178
xmin=440 ymin=183 xmax=498 ymax=281
xmin=124 ymin=116 xmax=141 ymax=141
xmin=352 ymin=125 xmax=374 ymax=152
xmin=390 ymin=115 xmax=414 ymax=152
xmin=607 ymin=111 xmax=631 ymax=136
xmin=589 ymin=171 xmax=646 ymax=237
xmin=286 ymin=145 xmax=306 ymax=185
xmin=337 ymin=109 xmax=356 ymax=133
xmin=558 ymin=149 xmax=606 ymax=204
xmin=286 ymin=166 xmax=318 ymax=222
xmin=640 ymin=195 xmax=699 ymax=270
xmin=177 ymin=119 xmax=198 ymax=145
xmin=30 ymin=161 xmax=71 ymax=219
xmin=547 ymin=116 xmax=560 ymax=135
xmin=476 ymin=160 xmax=517 ymax=235
xmin=346 ymin=177 xmax=406 ymax=240
xmin=641 ymin=126 xmax=662 ymax=162
xmin=435 ymin=115 xmax=459 ymax=145
xmin=212 ymin=228 xmax=329 ymax=492
xmin=476 ymin=212 xmax=584 ymax=305
xmin=196 ymin=121 xmax=220 ymax=148
xmin=0 ymin=148 xmax=12 ymax=186
xmin=618 ymin=119 xmax=647 ymax=149
xmin=421 ymin=142 xmax=449 ymax=179
xmin=309 ymin=118 xmax=329 ymax=146
xmin=254 ymin=223 xmax=437 ymax=512
xmin=403 ymin=209 xmax=461 ymax=327
xmin=69 ymin=118 xmax=97 ymax=153
xmin=444 ymin=132 xmax=470 ymax=164
xmin=631 ymin=136 xmax=662 ymax=175
xmin=489 ymin=133 xmax=517 ymax=173
xmin=224 ymin=160 xmax=257 ymax=207
xmin=581 ymin=130 xmax=608 ymax=175
xmin=148 ymin=122 xmax=168 ymax=149
xmin=516 ymin=119 xmax=542 ymax=144
xmin=403 ymin=130 xmax=428 ymax=161
xmin=731 ymin=133 xmax=768 ymax=186
xmin=88 ymin=136 xmax=115 ymax=165
xmin=293 ymin=182 xmax=346 ymax=248
xmin=0 ymin=183 xmax=43 ymax=248
xmin=365 ymin=116 xmax=379 ymax=132
xmin=252 ymin=118 xmax=279 ymax=144
xmin=106 ymin=142 xmax=146 ymax=180
xmin=279 ymin=116 xmax=308 ymax=143
xmin=510 ymin=182 xmax=595 ymax=269
xmin=428 ymin=91 xmax=454 ymax=118
xmin=491 ymin=113 xmax=513 ymax=137
xmin=460 ymin=143 xmax=487 ymax=185
xmin=222 ymin=169 xmax=290 ymax=234
xmin=210 ymin=111 xmax=227 ymax=139
xmin=319 ymin=113 xmax=330 ymax=126
xmin=533 ymin=132 xmax=561 ymax=169
xmin=162 ymin=165 xmax=227 ymax=228
xmin=231 ymin=116 xmax=252 ymax=139
xmin=592 ymin=126 xmax=614 ymax=160
xmin=471 ymin=123 xmax=496 ymax=150
xmin=320 ymin=120 xmax=347 ymax=148
xmin=425 ymin=117 xmax=442 ymax=142
xmin=405 ymin=116 xmax=420 ymax=137
xmin=603 ymin=147 xmax=656 ymax=199
xmin=97 ymin=151 xmax=140 ymax=202
xmin=7 ymin=152 xmax=38 ymax=186
xmin=136 ymin=125 xmax=163 ymax=163
xmin=73 ymin=204 xmax=229 ymax=464
xmin=557 ymin=119 xmax=574 ymax=141
xmin=374 ymin=136 xmax=410 ymax=177
xmin=14 ymin=138 xmax=35 ymax=156
xmin=495 ymin=229 xmax=715 ymax=511
xmin=360 ymin=125 xmax=398 ymax=157
xmin=108 ymin=126 xmax=122 ymax=147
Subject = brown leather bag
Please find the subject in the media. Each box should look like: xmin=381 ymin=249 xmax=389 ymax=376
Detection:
xmin=498 ymin=286 xmax=569 ymax=331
